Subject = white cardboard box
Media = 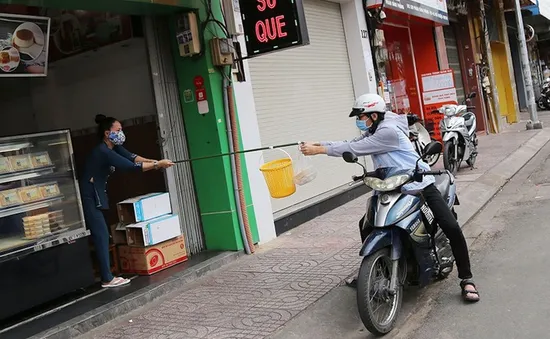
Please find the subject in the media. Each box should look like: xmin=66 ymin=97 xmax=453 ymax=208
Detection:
xmin=125 ymin=214 xmax=182 ymax=247
xmin=117 ymin=192 xmax=171 ymax=223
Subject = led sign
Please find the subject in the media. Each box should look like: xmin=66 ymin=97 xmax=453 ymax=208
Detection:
xmin=239 ymin=0 xmax=309 ymax=57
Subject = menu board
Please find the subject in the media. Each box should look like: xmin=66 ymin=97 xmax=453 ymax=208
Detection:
xmin=0 ymin=6 xmax=133 ymax=65
xmin=39 ymin=10 xmax=133 ymax=63
xmin=0 ymin=13 xmax=50 ymax=77
xmin=421 ymin=69 xmax=458 ymax=142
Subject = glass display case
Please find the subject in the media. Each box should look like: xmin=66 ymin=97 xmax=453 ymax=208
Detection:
xmin=0 ymin=130 xmax=88 ymax=262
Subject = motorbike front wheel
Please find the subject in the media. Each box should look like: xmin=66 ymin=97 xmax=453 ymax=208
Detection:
xmin=443 ymin=141 xmax=459 ymax=175
xmin=357 ymin=248 xmax=403 ymax=336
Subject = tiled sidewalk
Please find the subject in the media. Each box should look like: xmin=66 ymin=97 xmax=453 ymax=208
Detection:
xmin=82 ymin=112 xmax=550 ymax=339
xmin=90 ymin=202 xmax=364 ymax=339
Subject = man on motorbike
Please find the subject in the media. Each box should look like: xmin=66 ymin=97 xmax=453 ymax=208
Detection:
xmin=300 ymin=93 xmax=480 ymax=302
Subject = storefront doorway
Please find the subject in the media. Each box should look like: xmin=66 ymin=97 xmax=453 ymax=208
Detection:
xmin=382 ymin=24 xmax=422 ymax=116
xmin=378 ymin=21 xmax=441 ymax=121
xmin=0 ymin=7 xmax=203 ymax=255
xmin=0 ymin=4 xmax=204 ymax=327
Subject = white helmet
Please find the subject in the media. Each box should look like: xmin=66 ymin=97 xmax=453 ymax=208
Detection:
xmin=349 ymin=93 xmax=387 ymax=117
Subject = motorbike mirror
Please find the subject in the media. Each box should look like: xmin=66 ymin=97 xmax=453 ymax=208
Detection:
xmin=422 ymin=141 xmax=442 ymax=157
xmin=343 ymin=152 xmax=358 ymax=163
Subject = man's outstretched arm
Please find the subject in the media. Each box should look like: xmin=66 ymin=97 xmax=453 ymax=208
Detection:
xmin=302 ymin=128 xmax=400 ymax=157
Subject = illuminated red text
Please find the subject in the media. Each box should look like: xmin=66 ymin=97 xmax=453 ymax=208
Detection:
xmin=256 ymin=0 xmax=277 ymax=11
xmin=255 ymin=15 xmax=287 ymax=43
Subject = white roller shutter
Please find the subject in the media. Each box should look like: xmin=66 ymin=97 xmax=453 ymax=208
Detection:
xmin=248 ymin=0 xmax=358 ymax=213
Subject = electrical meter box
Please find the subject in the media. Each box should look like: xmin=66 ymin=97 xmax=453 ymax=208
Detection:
xmin=211 ymin=38 xmax=234 ymax=66
xmin=176 ymin=12 xmax=201 ymax=57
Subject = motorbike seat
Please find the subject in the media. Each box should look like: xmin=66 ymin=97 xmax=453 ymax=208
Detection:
xmin=434 ymin=174 xmax=451 ymax=200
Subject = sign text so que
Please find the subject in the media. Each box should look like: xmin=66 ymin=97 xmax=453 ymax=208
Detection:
xmin=239 ymin=0 xmax=309 ymax=57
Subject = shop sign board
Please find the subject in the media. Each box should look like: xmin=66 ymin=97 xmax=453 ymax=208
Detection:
xmin=0 ymin=13 xmax=50 ymax=77
xmin=238 ymin=0 xmax=310 ymax=57
xmin=366 ymin=0 xmax=448 ymax=25
xmin=421 ymin=69 xmax=458 ymax=142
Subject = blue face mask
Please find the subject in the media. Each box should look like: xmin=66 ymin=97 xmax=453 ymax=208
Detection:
xmin=356 ymin=119 xmax=369 ymax=132
xmin=108 ymin=130 xmax=126 ymax=146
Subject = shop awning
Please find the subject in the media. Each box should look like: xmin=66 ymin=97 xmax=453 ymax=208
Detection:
xmin=0 ymin=0 xmax=191 ymax=15
xmin=366 ymin=0 xmax=449 ymax=25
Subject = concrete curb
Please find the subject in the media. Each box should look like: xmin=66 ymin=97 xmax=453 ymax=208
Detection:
xmin=30 ymin=251 xmax=244 ymax=339
xmin=457 ymin=130 xmax=550 ymax=231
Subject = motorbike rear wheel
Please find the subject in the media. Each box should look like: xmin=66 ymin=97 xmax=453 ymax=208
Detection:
xmin=357 ymin=248 xmax=403 ymax=336
xmin=443 ymin=141 xmax=459 ymax=175
xmin=423 ymin=138 xmax=441 ymax=166
xmin=538 ymin=97 xmax=547 ymax=111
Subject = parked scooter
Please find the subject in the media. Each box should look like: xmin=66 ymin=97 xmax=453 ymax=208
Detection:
xmin=407 ymin=114 xmax=440 ymax=166
xmin=537 ymin=77 xmax=550 ymax=111
xmin=438 ymin=92 xmax=478 ymax=175
xmin=343 ymin=142 xmax=457 ymax=336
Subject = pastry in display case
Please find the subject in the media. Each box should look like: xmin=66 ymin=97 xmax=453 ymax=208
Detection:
xmin=39 ymin=182 xmax=61 ymax=198
xmin=9 ymin=154 xmax=33 ymax=172
xmin=18 ymin=184 xmax=44 ymax=203
xmin=31 ymin=151 xmax=53 ymax=168
xmin=0 ymin=156 xmax=12 ymax=174
xmin=0 ymin=130 xmax=88 ymax=262
xmin=0 ymin=188 xmax=23 ymax=207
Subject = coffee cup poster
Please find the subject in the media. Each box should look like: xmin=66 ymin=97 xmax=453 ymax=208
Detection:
xmin=0 ymin=13 xmax=50 ymax=77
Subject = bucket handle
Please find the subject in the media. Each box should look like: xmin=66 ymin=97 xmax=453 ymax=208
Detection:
xmin=258 ymin=147 xmax=293 ymax=168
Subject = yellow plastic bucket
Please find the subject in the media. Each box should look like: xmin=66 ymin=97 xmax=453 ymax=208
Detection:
xmin=259 ymin=149 xmax=296 ymax=198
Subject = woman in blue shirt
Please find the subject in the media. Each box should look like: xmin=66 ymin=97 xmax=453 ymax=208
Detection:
xmin=81 ymin=114 xmax=173 ymax=288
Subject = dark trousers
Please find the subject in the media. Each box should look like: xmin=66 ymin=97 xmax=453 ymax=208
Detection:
xmin=82 ymin=197 xmax=113 ymax=283
xmin=422 ymin=184 xmax=472 ymax=279
xmin=359 ymin=184 xmax=473 ymax=280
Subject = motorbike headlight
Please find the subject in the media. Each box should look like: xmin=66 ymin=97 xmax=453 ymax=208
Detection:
xmin=443 ymin=106 xmax=456 ymax=117
xmin=364 ymin=174 xmax=411 ymax=192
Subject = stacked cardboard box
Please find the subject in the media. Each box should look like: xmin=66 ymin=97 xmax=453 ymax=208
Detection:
xmin=112 ymin=193 xmax=188 ymax=275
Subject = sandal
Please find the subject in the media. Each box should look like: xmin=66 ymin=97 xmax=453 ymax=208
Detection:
xmin=102 ymin=277 xmax=131 ymax=288
xmin=460 ymin=279 xmax=480 ymax=303
xmin=345 ymin=277 xmax=358 ymax=288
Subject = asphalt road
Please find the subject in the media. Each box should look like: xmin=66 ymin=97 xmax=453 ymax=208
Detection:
xmin=271 ymin=140 xmax=550 ymax=339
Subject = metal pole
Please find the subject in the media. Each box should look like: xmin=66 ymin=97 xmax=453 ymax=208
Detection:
xmin=514 ymin=0 xmax=543 ymax=129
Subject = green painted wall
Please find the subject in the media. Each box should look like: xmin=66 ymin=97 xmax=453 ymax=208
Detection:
xmin=0 ymin=0 xmax=260 ymax=251
xmin=166 ymin=1 xmax=260 ymax=250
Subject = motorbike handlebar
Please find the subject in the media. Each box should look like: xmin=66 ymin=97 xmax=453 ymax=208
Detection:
xmin=352 ymin=175 xmax=364 ymax=182
xmin=421 ymin=170 xmax=446 ymax=176
xmin=352 ymin=170 xmax=380 ymax=182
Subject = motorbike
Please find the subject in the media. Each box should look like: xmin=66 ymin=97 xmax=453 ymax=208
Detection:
xmin=343 ymin=142 xmax=457 ymax=336
xmin=439 ymin=92 xmax=478 ymax=175
xmin=407 ymin=114 xmax=440 ymax=166
xmin=537 ymin=77 xmax=550 ymax=111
